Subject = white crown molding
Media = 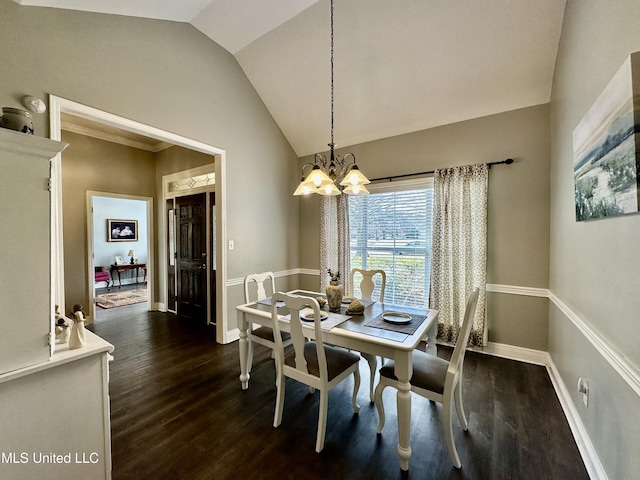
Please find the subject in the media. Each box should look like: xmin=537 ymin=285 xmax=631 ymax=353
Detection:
xmin=60 ymin=120 xmax=173 ymax=152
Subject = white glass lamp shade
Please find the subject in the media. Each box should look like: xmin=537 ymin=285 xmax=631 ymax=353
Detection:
xmin=293 ymin=178 xmax=317 ymax=196
xmin=304 ymin=165 xmax=333 ymax=188
xmin=343 ymin=183 xmax=370 ymax=196
xmin=339 ymin=165 xmax=370 ymax=187
xmin=318 ymin=182 xmax=341 ymax=196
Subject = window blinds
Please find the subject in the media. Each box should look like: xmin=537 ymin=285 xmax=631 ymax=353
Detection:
xmin=349 ymin=180 xmax=434 ymax=308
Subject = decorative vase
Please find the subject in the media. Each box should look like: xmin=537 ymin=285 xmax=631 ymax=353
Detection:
xmin=325 ymin=269 xmax=344 ymax=312
xmin=1 ymin=107 xmax=34 ymax=135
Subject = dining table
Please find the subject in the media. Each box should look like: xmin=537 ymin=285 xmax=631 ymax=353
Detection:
xmin=236 ymin=289 xmax=439 ymax=472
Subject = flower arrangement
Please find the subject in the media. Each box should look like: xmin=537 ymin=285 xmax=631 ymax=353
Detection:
xmin=327 ymin=269 xmax=341 ymax=283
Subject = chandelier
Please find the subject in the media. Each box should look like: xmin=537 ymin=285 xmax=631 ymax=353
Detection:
xmin=293 ymin=0 xmax=370 ymax=197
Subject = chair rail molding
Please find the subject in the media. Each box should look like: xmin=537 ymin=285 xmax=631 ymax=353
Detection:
xmin=548 ymin=291 xmax=640 ymax=398
xmin=485 ymin=283 xmax=549 ymax=297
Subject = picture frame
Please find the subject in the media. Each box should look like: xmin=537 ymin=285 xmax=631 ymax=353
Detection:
xmin=573 ymin=51 xmax=640 ymax=221
xmin=114 ymin=256 xmax=124 ymax=265
xmin=107 ymin=219 xmax=138 ymax=242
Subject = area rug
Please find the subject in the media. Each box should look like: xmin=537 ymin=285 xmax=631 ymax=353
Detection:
xmin=96 ymin=288 xmax=147 ymax=309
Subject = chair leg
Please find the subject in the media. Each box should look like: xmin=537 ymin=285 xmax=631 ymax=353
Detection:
xmin=374 ymin=378 xmax=387 ymax=433
xmin=316 ymin=390 xmax=329 ymax=453
xmin=247 ymin=336 xmax=254 ymax=373
xmin=362 ymin=352 xmax=377 ymax=402
xmin=273 ymin=370 xmax=285 ymax=428
xmin=351 ymin=368 xmax=361 ymax=413
xmin=272 ymin=349 xmax=282 ymax=385
xmin=453 ymin=381 xmax=468 ymax=431
xmin=442 ymin=396 xmax=462 ymax=468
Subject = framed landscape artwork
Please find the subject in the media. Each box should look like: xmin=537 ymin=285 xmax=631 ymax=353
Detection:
xmin=573 ymin=51 xmax=640 ymax=221
xmin=108 ymin=219 xmax=138 ymax=242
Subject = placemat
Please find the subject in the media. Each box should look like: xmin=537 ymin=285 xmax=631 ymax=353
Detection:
xmin=258 ymin=294 xmax=374 ymax=312
xmin=256 ymin=297 xmax=285 ymax=307
xmin=364 ymin=311 xmax=428 ymax=335
xmin=282 ymin=312 xmax=351 ymax=331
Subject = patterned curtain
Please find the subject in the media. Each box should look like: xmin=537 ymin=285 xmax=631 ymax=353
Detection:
xmin=319 ymin=195 xmax=351 ymax=294
xmin=429 ymin=163 xmax=488 ymax=346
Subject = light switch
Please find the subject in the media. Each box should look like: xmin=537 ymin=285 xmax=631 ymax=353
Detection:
xmin=228 ymin=240 xmax=235 ymax=250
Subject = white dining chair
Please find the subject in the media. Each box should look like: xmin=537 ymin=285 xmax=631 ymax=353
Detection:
xmin=350 ymin=268 xmax=387 ymax=402
xmin=243 ymin=272 xmax=292 ymax=376
xmin=271 ymin=292 xmax=361 ymax=453
xmin=350 ymin=268 xmax=386 ymax=302
xmin=374 ymin=288 xmax=480 ymax=468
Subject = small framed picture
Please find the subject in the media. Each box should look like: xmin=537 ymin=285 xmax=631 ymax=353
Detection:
xmin=108 ymin=219 xmax=138 ymax=242
xmin=114 ymin=256 xmax=124 ymax=265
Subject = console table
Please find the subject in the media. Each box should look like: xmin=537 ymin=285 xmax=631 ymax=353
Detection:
xmin=110 ymin=263 xmax=146 ymax=288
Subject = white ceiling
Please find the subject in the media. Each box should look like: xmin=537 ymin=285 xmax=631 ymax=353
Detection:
xmin=15 ymin=0 xmax=567 ymax=157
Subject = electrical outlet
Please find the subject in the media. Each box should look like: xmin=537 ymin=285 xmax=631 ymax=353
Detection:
xmin=577 ymin=377 xmax=589 ymax=407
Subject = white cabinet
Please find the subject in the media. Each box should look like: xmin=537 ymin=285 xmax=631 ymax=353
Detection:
xmin=0 ymin=129 xmax=114 ymax=479
xmin=0 ymin=128 xmax=66 ymax=374
xmin=0 ymin=331 xmax=114 ymax=480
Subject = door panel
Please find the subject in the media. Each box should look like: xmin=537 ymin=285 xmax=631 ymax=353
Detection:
xmin=176 ymin=193 xmax=207 ymax=321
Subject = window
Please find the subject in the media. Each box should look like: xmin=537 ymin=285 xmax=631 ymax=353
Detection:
xmin=349 ymin=178 xmax=434 ymax=307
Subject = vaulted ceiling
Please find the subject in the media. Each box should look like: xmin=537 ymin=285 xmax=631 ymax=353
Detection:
xmin=15 ymin=0 xmax=567 ymax=156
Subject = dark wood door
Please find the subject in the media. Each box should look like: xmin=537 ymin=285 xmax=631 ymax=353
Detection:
xmin=176 ymin=193 xmax=207 ymax=321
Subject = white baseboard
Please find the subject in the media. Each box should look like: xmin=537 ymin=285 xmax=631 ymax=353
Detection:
xmin=226 ymin=328 xmax=241 ymax=343
xmin=546 ymin=358 xmax=608 ymax=480
xmin=470 ymin=341 xmax=549 ymax=366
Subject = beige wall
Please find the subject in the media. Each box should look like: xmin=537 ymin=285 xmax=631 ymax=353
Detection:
xmin=299 ymin=104 xmax=551 ymax=350
xmin=0 ymin=0 xmax=300 ymax=332
xmin=549 ymin=1 xmax=640 ymax=478
xmin=61 ymin=131 xmax=156 ymax=311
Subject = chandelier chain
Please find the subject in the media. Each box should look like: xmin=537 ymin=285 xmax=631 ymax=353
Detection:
xmin=330 ymin=0 xmax=334 ymax=146
xmin=292 ymin=0 xmax=369 ymax=196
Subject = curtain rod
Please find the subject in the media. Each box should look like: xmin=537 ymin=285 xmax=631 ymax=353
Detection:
xmin=369 ymin=158 xmax=514 ymax=183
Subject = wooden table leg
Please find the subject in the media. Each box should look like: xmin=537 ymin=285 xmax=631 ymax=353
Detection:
xmin=237 ymin=310 xmax=250 ymax=390
xmin=395 ymin=352 xmax=413 ymax=471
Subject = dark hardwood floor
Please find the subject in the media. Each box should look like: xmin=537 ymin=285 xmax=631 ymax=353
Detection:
xmin=88 ymin=307 xmax=589 ymax=480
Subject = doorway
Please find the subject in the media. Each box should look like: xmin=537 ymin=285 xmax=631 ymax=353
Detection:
xmin=89 ymin=193 xmax=152 ymax=321
xmin=49 ymin=95 xmax=230 ymax=344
